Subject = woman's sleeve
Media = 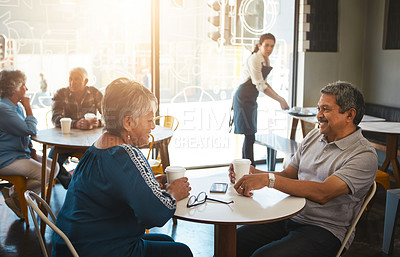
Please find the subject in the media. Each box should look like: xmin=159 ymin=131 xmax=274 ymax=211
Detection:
xmin=117 ymin=145 xmax=175 ymax=228
xmin=0 ymin=104 xmax=37 ymax=136
xmin=247 ymin=54 xmax=268 ymax=92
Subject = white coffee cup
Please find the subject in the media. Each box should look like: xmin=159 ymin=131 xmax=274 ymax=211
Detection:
xmin=84 ymin=113 xmax=96 ymax=121
xmin=60 ymin=118 xmax=72 ymax=134
xmin=293 ymin=106 xmax=301 ymax=113
xmin=233 ymin=159 xmax=251 ymax=182
xmin=165 ymin=166 xmax=186 ymax=184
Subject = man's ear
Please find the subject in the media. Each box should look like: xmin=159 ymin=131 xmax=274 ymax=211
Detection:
xmin=84 ymin=78 xmax=89 ymax=86
xmin=347 ymin=108 xmax=356 ymax=122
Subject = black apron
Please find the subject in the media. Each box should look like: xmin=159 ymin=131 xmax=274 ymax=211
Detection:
xmin=232 ymin=65 xmax=272 ymax=135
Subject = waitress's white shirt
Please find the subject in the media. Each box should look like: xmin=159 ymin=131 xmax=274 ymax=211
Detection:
xmin=239 ymin=51 xmax=270 ymax=92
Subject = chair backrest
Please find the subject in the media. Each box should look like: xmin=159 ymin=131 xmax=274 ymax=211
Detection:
xmin=335 ymin=182 xmax=376 ymax=257
xmin=24 ymin=190 xmax=79 ymax=257
xmin=154 ymin=115 xmax=179 ymax=131
xmin=146 ymin=134 xmax=155 ymax=160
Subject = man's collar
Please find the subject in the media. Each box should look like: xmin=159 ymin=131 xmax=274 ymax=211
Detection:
xmin=319 ymin=127 xmax=362 ymax=150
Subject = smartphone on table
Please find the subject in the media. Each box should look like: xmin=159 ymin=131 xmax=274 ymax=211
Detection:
xmin=210 ymin=183 xmax=228 ymax=193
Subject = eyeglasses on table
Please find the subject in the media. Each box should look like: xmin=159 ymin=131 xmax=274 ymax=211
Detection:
xmin=186 ymin=191 xmax=234 ymax=208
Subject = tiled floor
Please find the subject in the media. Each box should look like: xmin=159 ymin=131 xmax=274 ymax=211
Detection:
xmin=1 ymin=165 xmax=399 ymax=257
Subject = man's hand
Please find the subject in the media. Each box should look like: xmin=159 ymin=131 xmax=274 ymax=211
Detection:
xmin=75 ymin=118 xmax=93 ymax=130
xmin=234 ymin=173 xmax=270 ymax=197
xmin=228 ymin=163 xmax=257 ymax=184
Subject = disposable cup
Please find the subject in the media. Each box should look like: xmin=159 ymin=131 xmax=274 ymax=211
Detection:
xmin=233 ymin=159 xmax=251 ymax=182
xmin=84 ymin=113 xmax=96 ymax=121
xmin=165 ymin=166 xmax=186 ymax=184
xmin=60 ymin=118 xmax=72 ymax=134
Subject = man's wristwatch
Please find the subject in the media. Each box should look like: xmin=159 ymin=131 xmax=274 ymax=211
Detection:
xmin=268 ymin=173 xmax=275 ymax=188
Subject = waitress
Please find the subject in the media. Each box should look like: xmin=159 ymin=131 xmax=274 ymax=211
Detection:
xmin=233 ymin=33 xmax=289 ymax=165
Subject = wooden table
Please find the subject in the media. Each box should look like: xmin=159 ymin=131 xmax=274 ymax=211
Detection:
xmin=359 ymin=122 xmax=400 ymax=187
xmin=174 ymin=167 xmax=306 ymax=257
xmin=31 ymin=125 xmax=173 ymax=234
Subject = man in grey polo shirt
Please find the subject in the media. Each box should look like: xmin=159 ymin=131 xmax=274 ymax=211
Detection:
xmin=229 ymin=81 xmax=377 ymax=257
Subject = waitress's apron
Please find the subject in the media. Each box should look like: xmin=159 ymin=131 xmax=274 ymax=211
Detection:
xmin=232 ymin=65 xmax=272 ymax=135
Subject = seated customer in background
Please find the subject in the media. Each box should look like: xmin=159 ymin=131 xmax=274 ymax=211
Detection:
xmin=229 ymin=81 xmax=377 ymax=257
xmin=0 ymin=70 xmax=59 ymax=219
xmin=50 ymin=67 xmax=103 ymax=189
xmin=52 ymin=78 xmax=193 ymax=257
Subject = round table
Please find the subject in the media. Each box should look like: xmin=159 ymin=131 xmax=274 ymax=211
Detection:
xmin=174 ymin=168 xmax=306 ymax=257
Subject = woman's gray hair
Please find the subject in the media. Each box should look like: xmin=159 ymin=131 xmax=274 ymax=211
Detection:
xmin=0 ymin=70 xmax=27 ymax=98
xmin=321 ymin=81 xmax=365 ymax=125
xmin=102 ymin=77 xmax=158 ymax=135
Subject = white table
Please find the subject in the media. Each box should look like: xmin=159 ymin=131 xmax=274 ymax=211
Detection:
xmin=359 ymin=122 xmax=400 ymax=187
xmin=174 ymin=168 xmax=306 ymax=257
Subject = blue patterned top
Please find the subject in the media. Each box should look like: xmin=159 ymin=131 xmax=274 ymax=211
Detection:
xmin=52 ymin=144 xmax=176 ymax=257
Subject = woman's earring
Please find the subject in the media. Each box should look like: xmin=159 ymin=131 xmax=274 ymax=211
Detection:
xmin=127 ymin=135 xmax=131 ymax=140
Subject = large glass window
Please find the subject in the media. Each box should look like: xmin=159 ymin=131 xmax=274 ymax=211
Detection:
xmin=159 ymin=0 xmax=295 ymax=167
xmin=0 ymin=0 xmax=151 ymax=130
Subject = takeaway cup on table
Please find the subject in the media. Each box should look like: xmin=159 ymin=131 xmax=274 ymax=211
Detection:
xmin=60 ymin=118 xmax=72 ymax=134
xmin=233 ymin=159 xmax=251 ymax=182
xmin=165 ymin=166 xmax=186 ymax=184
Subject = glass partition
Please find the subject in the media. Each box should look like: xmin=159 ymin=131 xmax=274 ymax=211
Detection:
xmin=159 ymin=0 xmax=295 ymax=167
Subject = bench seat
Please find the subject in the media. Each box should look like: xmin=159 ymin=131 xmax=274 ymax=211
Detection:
xmin=255 ymin=134 xmax=299 ymax=171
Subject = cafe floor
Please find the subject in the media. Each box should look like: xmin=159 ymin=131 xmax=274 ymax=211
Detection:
xmin=0 ymin=164 xmax=399 ymax=257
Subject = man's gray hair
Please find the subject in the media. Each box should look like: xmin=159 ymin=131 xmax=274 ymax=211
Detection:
xmin=321 ymin=81 xmax=365 ymax=125
xmin=0 ymin=70 xmax=27 ymax=98
xmin=69 ymin=67 xmax=88 ymax=78
xmin=102 ymin=77 xmax=157 ymax=136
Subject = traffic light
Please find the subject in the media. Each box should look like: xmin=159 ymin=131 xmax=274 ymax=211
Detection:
xmin=207 ymin=0 xmax=232 ymax=46
xmin=0 ymin=34 xmax=6 ymax=61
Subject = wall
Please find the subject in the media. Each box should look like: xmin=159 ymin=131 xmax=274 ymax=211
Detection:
xmin=299 ymin=0 xmax=369 ymax=106
xmin=363 ymin=0 xmax=400 ymax=108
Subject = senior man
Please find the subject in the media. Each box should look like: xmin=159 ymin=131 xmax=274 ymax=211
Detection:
xmin=230 ymin=81 xmax=377 ymax=257
xmin=50 ymin=67 xmax=103 ymax=189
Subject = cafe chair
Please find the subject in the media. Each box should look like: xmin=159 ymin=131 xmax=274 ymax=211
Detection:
xmin=375 ymin=169 xmax=390 ymax=191
xmin=0 ymin=175 xmax=29 ymax=227
xmin=24 ymin=190 xmax=79 ymax=257
xmin=382 ymin=188 xmax=400 ymax=254
xmin=335 ymin=182 xmax=376 ymax=257
xmin=149 ymin=116 xmax=179 ymax=173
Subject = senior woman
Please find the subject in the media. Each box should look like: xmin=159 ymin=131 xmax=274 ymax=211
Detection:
xmin=0 ymin=70 xmax=59 ymax=219
xmin=52 ymin=78 xmax=193 ymax=257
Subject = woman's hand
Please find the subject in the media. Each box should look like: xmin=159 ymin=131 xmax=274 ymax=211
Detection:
xmin=155 ymin=174 xmax=167 ymax=189
xmin=20 ymin=96 xmax=33 ymax=116
xmin=166 ymin=177 xmax=191 ymax=201
xmin=280 ymin=98 xmax=290 ymax=110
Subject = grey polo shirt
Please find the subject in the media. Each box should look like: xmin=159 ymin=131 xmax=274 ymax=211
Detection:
xmin=289 ymin=127 xmax=377 ymax=249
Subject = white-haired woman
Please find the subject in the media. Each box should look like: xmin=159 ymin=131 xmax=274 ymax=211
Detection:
xmin=52 ymin=78 xmax=193 ymax=257
xmin=0 ymin=70 xmax=58 ymax=219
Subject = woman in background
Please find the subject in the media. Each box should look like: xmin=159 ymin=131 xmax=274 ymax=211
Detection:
xmin=232 ymin=33 xmax=289 ymax=165
xmin=52 ymin=78 xmax=193 ymax=257
xmin=0 ymin=70 xmax=58 ymax=219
